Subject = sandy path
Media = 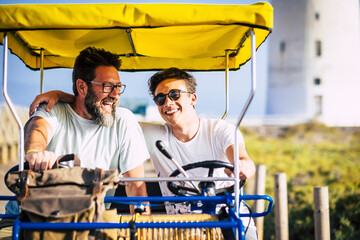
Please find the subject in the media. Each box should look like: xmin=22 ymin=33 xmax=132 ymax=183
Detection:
xmin=0 ymin=160 xmax=17 ymax=214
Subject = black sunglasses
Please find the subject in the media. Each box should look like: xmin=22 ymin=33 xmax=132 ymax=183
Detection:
xmin=154 ymin=89 xmax=192 ymax=106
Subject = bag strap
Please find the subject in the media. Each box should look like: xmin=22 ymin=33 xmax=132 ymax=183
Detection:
xmin=17 ymin=170 xmax=30 ymax=202
xmin=92 ymin=168 xmax=103 ymax=197
xmin=52 ymin=154 xmax=81 ymax=169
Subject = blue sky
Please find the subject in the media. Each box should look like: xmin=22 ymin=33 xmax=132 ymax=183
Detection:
xmin=0 ymin=0 xmax=270 ymax=120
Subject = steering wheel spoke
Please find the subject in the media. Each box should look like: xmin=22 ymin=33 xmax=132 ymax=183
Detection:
xmin=167 ymin=160 xmax=245 ymax=196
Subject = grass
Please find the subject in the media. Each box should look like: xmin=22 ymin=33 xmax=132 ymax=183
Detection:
xmin=241 ymin=121 xmax=360 ymax=239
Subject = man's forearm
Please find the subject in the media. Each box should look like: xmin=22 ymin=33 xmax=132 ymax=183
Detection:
xmin=226 ymin=144 xmax=256 ymax=180
xmin=57 ymin=91 xmax=76 ymax=103
xmin=25 ymin=116 xmax=56 ymax=170
xmin=125 ymin=181 xmax=150 ymax=214
xmin=123 ymin=164 xmax=150 ymax=214
xmin=29 ymin=90 xmax=76 ymax=116
xmin=25 ymin=117 xmax=51 ymax=151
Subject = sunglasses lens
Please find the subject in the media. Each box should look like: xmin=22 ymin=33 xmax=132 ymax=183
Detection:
xmin=154 ymin=90 xmax=185 ymax=106
xmin=168 ymin=91 xmax=181 ymax=101
xmin=154 ymin=94 xmax=166 ymax=106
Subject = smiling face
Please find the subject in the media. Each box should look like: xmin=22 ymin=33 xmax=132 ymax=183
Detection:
xmin=154 ymin=78 xmax=197 ymax=128
xmin=84 ymin=65 xmax=121 ymax=127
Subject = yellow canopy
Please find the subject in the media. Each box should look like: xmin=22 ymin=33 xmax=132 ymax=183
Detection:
xmin=0 ymin=2 xmax=273 ymax=71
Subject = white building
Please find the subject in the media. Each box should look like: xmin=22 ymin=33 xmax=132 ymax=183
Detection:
xmin=266 ymin=0 xmax=360 ymax=126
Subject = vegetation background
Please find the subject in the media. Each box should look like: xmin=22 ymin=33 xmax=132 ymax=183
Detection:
xmin=242 ymin=122 xmax=360 ymax=240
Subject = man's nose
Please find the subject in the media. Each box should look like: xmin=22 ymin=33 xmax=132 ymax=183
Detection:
xmin=163 ymin=95 xmax=175 ymax=106
xmin=108 ymin=87 xmax=121 ymax=98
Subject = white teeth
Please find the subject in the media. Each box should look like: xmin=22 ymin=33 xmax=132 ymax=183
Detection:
xmin=165 ymin=109 xmax=178 ymax=114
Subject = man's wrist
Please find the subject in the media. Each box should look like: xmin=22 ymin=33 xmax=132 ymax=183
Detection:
xmin=26 ymin=149 xmax=41 ymax=154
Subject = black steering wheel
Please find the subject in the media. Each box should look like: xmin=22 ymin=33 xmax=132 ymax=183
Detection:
xmin=167 ymin=160 xmax=245 ymax=196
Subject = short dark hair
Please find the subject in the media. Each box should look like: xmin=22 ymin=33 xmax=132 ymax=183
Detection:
xmin=72 ymin=47 xmax=121 ymax=96
xmin=148 ymin=67 xmax=197 ymax=97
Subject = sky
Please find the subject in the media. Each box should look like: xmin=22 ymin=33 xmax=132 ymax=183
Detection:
xmin=0 ymin=0 xmax=271 ymax=121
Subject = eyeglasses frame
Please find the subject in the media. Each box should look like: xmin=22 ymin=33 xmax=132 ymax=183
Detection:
xmin=85 ymin=80 xmax=126 ymax=94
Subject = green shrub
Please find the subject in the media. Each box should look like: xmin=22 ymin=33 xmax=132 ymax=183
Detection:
xmin=331 ymin=194 xmax=360 ymax=240
xmin=242 ymin=122 xmax=360 ymax=239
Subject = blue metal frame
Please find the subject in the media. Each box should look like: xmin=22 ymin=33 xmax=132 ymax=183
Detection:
xmin=1 ymin=194 xmax=273 ymax=240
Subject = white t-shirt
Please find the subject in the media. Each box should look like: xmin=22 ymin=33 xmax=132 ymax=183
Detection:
xmin=140 ymin=119 xmax=255 ymax=228
xmin=140 ymin=118 xmax=243 ymax=196
xmin=140 ymin=119 xmax=255 ymax=229
xmin=33 ymin=103 xmax=149 ymax=174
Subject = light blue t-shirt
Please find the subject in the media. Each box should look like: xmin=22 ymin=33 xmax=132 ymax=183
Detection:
xmin=6 ymin=103 xmax=149 ymax=214
xmin=34 ymin=102 xmax=149 ymax=173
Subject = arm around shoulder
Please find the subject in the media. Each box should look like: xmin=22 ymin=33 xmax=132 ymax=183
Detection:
xmin=29 ymin=90 xmax=75 ymax=116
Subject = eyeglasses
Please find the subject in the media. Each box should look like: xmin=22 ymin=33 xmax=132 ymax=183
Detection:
xmin=154 ymin=89 xmax=192 ymax=106
xmin=86 ymin=81 xmax=126 ymax=94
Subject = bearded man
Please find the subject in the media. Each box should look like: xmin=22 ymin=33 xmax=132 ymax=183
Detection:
xmin=23 ymin=47 xmax=150 ymax=212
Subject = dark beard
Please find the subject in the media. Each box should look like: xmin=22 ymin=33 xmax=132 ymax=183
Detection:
xmin=85 ymin=87 xmax=117 ymax=127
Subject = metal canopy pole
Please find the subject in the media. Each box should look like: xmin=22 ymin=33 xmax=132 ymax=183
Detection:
xmin=2 ymin=33 xmax=25 ymax=171
xmin=235 ymin=30 xmax=256 ymax=128
xmin=234 ymin=29 xmax=256 ymax=230
xmin=126 ymin=29 xmax=137 ymax=56
xmin=221 ymin=50 xmax=230 ymax=119
xmin=40 ymin=48 xmax=44 ymax=93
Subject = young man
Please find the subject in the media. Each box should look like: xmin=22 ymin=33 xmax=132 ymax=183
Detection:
xmin=142 ymin=68 xmax=258 ymax=240
xmin=28 ymin=67 xmax=258 ymax=240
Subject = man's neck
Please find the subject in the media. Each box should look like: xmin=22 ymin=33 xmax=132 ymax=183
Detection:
xmin=70 ymin=98 xmax=92 ymax=120
xmin=171 ymin=116 xmax=200 ymax=142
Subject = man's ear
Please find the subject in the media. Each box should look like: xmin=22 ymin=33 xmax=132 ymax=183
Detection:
xmin=191 ymin=93 xmax=197 ymax=106
xmin=77 ymin=79 xmax=88 ymax=96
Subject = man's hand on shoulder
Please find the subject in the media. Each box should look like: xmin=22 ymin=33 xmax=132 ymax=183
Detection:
xmin=29 ymin=90 xmax=75 ymax=117
xmin=25 ymin=150 xmax=56 ymax=171
xmin=29 ymin=91 xmax=60 ymax=116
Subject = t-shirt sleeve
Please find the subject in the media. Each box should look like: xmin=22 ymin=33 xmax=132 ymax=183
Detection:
xmin=139 ymin=121 xmax=166 ymax=156
xmin=117 ymin=109 xmax=150 ymax=174
xmin=31 ymin=103 xmax=64 ymax=143
xmin=216 ymin=120 xmax=245 ymax=153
